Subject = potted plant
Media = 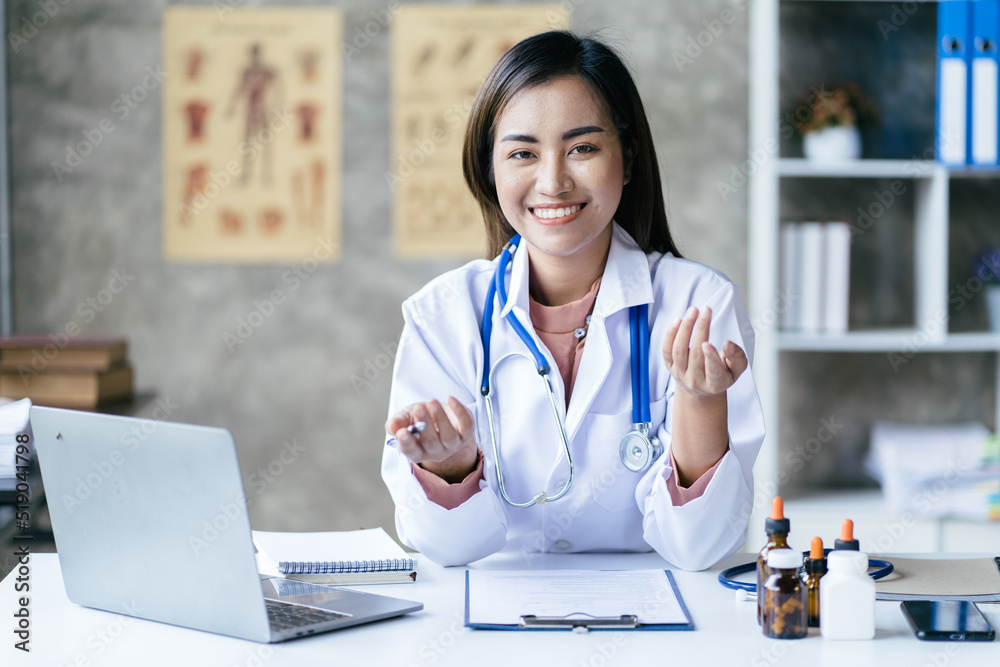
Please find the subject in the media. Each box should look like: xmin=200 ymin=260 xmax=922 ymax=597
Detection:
xmin=790 ymin=83 xmax=878 ymax=162
xmin=974 ymin=246 xmax=1000 ymax=332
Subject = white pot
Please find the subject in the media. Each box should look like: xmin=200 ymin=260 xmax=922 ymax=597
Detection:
xmin=802 ymin=125 xmax=862 ymax=162
xmin=987 ymin=285 xmax=1000 ymax=332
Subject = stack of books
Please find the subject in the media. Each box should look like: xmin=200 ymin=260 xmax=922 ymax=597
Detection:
xmin=0 ymin=336 xmax=133 ymax=409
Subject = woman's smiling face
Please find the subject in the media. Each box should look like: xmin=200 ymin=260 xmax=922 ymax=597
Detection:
xmin=491 ymin=75 xmax=631 ymax=261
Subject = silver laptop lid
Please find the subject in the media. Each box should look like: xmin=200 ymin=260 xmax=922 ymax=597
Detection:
xmin=31 ymin=406 xmax=271 ymax=643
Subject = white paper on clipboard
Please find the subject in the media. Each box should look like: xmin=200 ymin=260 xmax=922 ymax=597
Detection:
xmin=466 ymin=569 xmax=688 ymax=626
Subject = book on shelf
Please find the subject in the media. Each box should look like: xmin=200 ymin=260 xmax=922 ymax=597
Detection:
xmin=0 ymin=362 xmax=133 ymax=409
xmin=0 ymin=336 xmax=127 ymax=373
xmin=779 ymin=221 xmax=851 ymax=334
xmin=252 ymin=527 xmax=417 ymax=585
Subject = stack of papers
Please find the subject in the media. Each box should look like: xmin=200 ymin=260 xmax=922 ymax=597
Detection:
xmin=0 ymin=398 xmax=32 ymax=495
xmin=865 ymin=421 xmax=1000 ymax=520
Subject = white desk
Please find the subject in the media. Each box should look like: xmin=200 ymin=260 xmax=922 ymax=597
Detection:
xmin=2 ymin=552 xmax=997 ymax=666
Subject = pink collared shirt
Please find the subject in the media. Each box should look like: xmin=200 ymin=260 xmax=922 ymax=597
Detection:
xmin=411 ymin=281 xmax=720 ymax=509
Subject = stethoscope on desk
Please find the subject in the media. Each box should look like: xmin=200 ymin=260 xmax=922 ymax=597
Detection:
xmin=718 ymin=552 xmax=895 ymax=595
xmin=480 ymin=234 xmax=664 ymax=508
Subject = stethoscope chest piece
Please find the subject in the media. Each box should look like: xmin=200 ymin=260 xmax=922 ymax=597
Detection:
xmin=619 ymin=424 xmax=663 ymax=473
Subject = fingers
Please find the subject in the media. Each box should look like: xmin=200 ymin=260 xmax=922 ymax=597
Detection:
xmin=387 ymin=398 xmax=475 ymax=464
xmin=663 ymin=306 xmax=747 ymax=396
xmin=690 ymin=306 xmax=712 ymax=347
xmin=385 ymin=409 xmax=413 ymax=437
xmin=723 ymin=340 xmax=749 ymax=380
xmin=670 ymin=306 xmax=700 ymax=371
xmin=662 ymin=318 xmax=679 ymax=367
xmin=701 ymin=341 xmax=729 ymax=386
xmin=444 ymin=396 xmax=474 ymax=441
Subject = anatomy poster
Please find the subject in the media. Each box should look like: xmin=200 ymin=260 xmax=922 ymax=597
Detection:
xmin=390 ymin=5 xmax=570 ymax=258
xmin=163 ymin=7 xmax=342 ymax=262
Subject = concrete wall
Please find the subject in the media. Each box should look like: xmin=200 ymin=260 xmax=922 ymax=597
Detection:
xmin=7 ymin=0 xmax=753 ymax=536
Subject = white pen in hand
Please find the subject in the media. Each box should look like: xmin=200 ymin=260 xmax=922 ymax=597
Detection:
xmin=386 ymin=421 xmax=426 ymax=448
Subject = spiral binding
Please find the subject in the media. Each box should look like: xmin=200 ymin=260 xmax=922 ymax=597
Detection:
xmin=278 ymin=557 xmax=417 ymax=575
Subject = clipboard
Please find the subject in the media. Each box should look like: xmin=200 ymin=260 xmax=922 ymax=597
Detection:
xmin=463 ymin=569 xmax=695 ymax=631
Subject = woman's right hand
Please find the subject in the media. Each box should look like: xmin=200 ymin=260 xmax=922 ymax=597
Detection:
xmin=385 ymin=396 xmax=480 ymax=483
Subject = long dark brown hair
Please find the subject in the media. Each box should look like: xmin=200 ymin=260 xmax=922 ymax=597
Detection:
xmin=462 ymin=31 xmax=681 ymax=259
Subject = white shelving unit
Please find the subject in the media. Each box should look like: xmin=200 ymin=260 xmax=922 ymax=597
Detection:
xmin=747 ymin=0 xmax=1000 ymax=549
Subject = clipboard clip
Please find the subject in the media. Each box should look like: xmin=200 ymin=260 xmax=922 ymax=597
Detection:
xmin=519 ymin=613 xmax=639 ymax=630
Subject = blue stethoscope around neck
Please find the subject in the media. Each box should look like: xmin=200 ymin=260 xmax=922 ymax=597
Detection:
xmin=480 ymin=234 xmax=663 ymax=508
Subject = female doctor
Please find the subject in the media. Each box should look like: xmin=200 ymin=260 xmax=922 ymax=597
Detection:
xmin=382 ymin=31 xmax=765 ymax=570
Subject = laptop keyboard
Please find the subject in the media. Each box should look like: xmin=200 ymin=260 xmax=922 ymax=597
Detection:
xmin=266 ymin=598 xmax=350 ymax=633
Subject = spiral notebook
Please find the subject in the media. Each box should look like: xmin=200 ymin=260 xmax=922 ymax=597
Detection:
xmin=252 ymin=528 xmax=417 ymax=585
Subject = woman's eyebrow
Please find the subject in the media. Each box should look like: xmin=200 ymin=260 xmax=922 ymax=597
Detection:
xmin=562 ymin=125 xmax=605 ymax=140
xmin=499 ymin=125 xmax=606 ymax=143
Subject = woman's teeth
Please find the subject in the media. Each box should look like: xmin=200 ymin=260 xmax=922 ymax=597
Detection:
xmin=533 ymin=204 xmax=582 ymax=219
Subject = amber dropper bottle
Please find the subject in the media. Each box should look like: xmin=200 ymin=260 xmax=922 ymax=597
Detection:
xmin=802 ymin=536 xmax=827 ymax=628
xmin=757 ymin=497 xmax=792 ymax=625
xmin=835 ymin=518 xmax=860 ymax=551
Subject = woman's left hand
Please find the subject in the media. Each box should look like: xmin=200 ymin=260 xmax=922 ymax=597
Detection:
xmin=663 ymin=306 xmax=748 ymax=397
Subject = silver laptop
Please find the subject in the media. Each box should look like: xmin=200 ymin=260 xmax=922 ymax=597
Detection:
xmin=30 ymin=405 xmax=422 ymax=643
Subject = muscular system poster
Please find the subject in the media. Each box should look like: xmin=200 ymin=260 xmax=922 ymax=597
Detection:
xmin=163 ymin=7 xmax=342 ymax=262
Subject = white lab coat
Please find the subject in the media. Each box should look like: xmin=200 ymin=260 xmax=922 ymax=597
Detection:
xmin=381 ymin=222 xmax=765 ymax=570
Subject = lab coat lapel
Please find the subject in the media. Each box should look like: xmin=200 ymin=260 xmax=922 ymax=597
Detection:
xmin=499 ymin=238 xmax=531 ymax=321
xmin=565 ymin=223 xmax=654 ymax=441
